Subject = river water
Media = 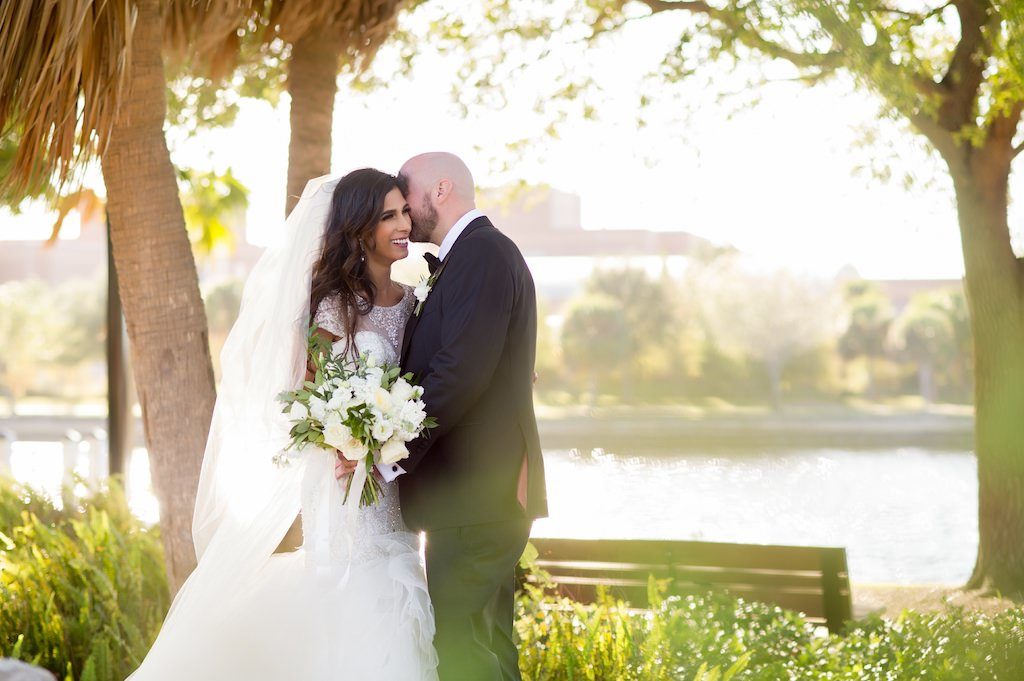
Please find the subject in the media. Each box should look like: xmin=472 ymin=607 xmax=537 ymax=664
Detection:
xmin=7 ymin=443 xmax=977 ymax=585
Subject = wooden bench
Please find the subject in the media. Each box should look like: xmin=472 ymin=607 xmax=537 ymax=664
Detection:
xmin=528 ymin=538 xmax=853 ymax=634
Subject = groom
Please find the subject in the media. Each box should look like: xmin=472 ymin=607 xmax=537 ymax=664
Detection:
xmin=395 ymin=152 xmax=548 ymax=680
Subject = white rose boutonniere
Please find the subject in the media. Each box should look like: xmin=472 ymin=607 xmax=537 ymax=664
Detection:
xmin=414 ymin=260 xmax=447 ymax=316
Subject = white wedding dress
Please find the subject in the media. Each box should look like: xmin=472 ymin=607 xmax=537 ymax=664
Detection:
xmin=129 ymin=284 xmax=437 ymax=681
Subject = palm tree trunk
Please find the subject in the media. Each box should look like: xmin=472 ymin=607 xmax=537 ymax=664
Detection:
xmin=951 ymin=156 xmax=1024 ymax=595
xmin=99 ymin=0 xmax=216 ymax=595
xmin=285 ymin=28 xmax=341 ymax=215
xmin=106 ymin=213 xmax=130 ymax=478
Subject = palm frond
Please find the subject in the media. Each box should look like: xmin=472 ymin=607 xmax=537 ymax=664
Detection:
xmin=0 ymin=0 xmax=134 ymax=197
xmin=267 ymin=0 xmax=408 ymax=71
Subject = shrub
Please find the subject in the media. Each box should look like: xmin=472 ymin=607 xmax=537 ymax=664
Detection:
xmin=0 ymin=477 xmax=168 ymax=681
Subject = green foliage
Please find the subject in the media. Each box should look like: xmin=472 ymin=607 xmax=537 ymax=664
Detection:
xmin=0 ymin=276 xmax=107 ymax=407
xmin=838 ymin=280 xmax=894 ymax=362
xmin=0 ymin=477 xmax=169 ymax=681
xmin=3 ymin=489 xmax=1023 ymax=680
xmin=176 ymin=166 xmax=250 ymax=257
xmin=515 ymin=558 xmax=1024 ymax=680
xmin=560 ymin=292 xmax=632 ymax=398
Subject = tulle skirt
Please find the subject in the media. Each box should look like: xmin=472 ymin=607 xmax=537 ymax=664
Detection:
xmin=129 ymin=531 xmax=438 ymax=681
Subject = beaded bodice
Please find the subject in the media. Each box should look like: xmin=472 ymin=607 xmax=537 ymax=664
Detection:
xmin=303 ymin=282 xmax=416 ymax=564
xmin=313 ymin=283 xmax=415 ymax=363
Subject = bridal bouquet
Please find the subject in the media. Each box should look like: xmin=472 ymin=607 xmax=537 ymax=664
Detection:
xmin=275 ymin=325 xmax=436 ymax=506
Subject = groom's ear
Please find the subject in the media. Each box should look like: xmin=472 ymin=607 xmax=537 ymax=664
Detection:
xmin=436 ymin=179 xmax=453 ymax=202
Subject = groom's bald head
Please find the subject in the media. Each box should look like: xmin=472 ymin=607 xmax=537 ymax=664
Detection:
xmin=398 ymin=152 xmax=477 ymax=245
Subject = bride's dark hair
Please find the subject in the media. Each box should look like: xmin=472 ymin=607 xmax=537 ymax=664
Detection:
xmin=308 ymin=168 xmax=399 ymax=357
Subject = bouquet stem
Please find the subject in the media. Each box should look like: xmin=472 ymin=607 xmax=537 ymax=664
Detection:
xmin=341 ymin=454 xmax=383 ymax=508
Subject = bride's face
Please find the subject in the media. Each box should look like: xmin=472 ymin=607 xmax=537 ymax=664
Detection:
xmin=367 ymin=187 xmax=412 ymax=265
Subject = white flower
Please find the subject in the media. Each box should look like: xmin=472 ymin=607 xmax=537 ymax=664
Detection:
xmin=323 ymin=422 xmax=368 ymax=461
xmin=288 ymin=401 xmax=308 ymax=421
xmin=379 ymin=438 xmax=409 ymax=465
xmin=326 ymin=389 xmax=351 ymax=412
xmin=322 ymin=421 xmax=352 ymax=451
xmin=399 ymin=399 xmax=426 ymax=427
xmin=371 ymin=418 xmax=394 ymax=443
xmin=372 ymin=386 xmax=393 ymax=413
xmin=414 ymin=276 xmax=431 ymax=303
xmin=308 ymin=396 xmax=326 ymax=421
xmin=390 ymin=378 xmax=414 ymax=404
xmin=365 ymin=366 xmax=385 ymax=387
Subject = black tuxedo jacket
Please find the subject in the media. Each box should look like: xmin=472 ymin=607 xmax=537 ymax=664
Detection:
xmin=398 ymin=216 xmax=548 ymax=531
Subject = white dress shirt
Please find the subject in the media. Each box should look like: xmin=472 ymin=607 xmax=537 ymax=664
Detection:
xmin=378 ymin=209 xmax=486 ymax=484
xmin=438 ymin=208 xmax=485 ymax=261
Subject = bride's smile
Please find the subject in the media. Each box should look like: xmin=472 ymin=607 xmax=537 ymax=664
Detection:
xmin=371 ymin=189 xmax=413 ymax=264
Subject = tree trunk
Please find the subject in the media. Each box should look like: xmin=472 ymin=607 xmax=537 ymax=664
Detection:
xmin=951 ymin=160 xmax=1024 ymax=595
xmin=106 ymin=213 xmax=130 ymax=478
xmin=99 ymin=0 xmax=216 ymax=595
xmin=285 ymin=29 xmax=341 ymax=216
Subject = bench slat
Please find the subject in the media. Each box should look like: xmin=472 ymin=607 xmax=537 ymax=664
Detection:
xmin=529 ymin=538 xmax=853 ymax=634
xmin=534 ymin=537 xmax=842 ymax=572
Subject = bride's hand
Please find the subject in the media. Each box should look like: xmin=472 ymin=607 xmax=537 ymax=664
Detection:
xmin=334 ymin=452 xmax=359 ymax=479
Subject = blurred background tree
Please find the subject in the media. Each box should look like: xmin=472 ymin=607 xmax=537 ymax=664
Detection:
xmin=838 ymin=281 xmax=895 ymax=399
xmin=413 ymin=0 xmax=1024 ymax=594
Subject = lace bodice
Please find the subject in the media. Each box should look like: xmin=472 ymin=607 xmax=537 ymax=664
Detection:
xmin=303 ymin=283 xmax=416 ymax=565
xmin=312 ymin=283 xmax=415 ymax=365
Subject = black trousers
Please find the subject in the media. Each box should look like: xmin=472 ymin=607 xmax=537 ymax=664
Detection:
xmin=424 ymin=518 xmax=532 ymax=681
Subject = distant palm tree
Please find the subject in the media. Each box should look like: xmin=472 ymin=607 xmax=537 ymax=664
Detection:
xmin=267 ymin=1 xmax=408 ymax=214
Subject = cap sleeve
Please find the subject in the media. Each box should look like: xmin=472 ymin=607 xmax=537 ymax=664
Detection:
xmin=313 ymin=295 xmax=346 ymax=338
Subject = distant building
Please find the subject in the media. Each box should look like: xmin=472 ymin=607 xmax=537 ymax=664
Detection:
xmin=478 ymin=185 xmax=713 ymax=257
xmin=0 ymin=209 xmax=263 ymax=287
xmin=835 ymin=265 xmax=963 ymax=311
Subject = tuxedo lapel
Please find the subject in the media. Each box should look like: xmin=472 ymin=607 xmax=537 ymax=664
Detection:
xmin=400 ymin=217 xmax=492 ymax=365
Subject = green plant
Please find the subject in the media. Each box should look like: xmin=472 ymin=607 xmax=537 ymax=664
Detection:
xmin=0 ymin=477 xmax=168 ymax=681
xmin=515 ymin=543 xmax=1024 ymax=680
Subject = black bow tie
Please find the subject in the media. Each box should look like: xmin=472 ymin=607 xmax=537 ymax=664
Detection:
xmin=424 ymin=252 xmax=442 ymax=275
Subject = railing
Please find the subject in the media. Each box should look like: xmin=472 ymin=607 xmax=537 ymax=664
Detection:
xmin=0 ymin=415 xmax=144 ymax=492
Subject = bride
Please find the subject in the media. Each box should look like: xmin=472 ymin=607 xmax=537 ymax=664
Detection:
xmin=128 ymin=170 xmax=438 ymax=680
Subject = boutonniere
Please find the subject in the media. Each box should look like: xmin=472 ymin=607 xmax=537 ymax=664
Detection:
xmin=414 ymin=260 xmax=447 ymax=316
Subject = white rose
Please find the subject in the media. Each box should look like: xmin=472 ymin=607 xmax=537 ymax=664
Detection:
xmin=390 ymin=378 xmax=414 ymax=404
xmin=342 ymin=437 xmax=369 ymax=461
xmin=288 ymin=401 xmax=308 ymax=421
xmin=411 ymin=385 xmax=424 ymax=400
xmin=379 ymin=438 xmax=409 ymax=465
xmin=324 ymin=422 xmax=369 ymax=461
xmin=321 ymin=421 xmax=352 ymax=451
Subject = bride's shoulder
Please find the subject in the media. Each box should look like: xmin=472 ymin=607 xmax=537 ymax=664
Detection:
xmin=313 ymin=292 xmax=346 ymax=336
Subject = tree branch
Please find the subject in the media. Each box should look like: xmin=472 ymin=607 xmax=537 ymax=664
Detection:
xmin=936 ymin=1 xmax=991 ymax=129
xmin=636 ymin=0 xmax=843 ymax=71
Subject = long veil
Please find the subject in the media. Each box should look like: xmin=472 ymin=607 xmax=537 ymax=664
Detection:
xmin=128 ymin=174 xmax=340 ymax=678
